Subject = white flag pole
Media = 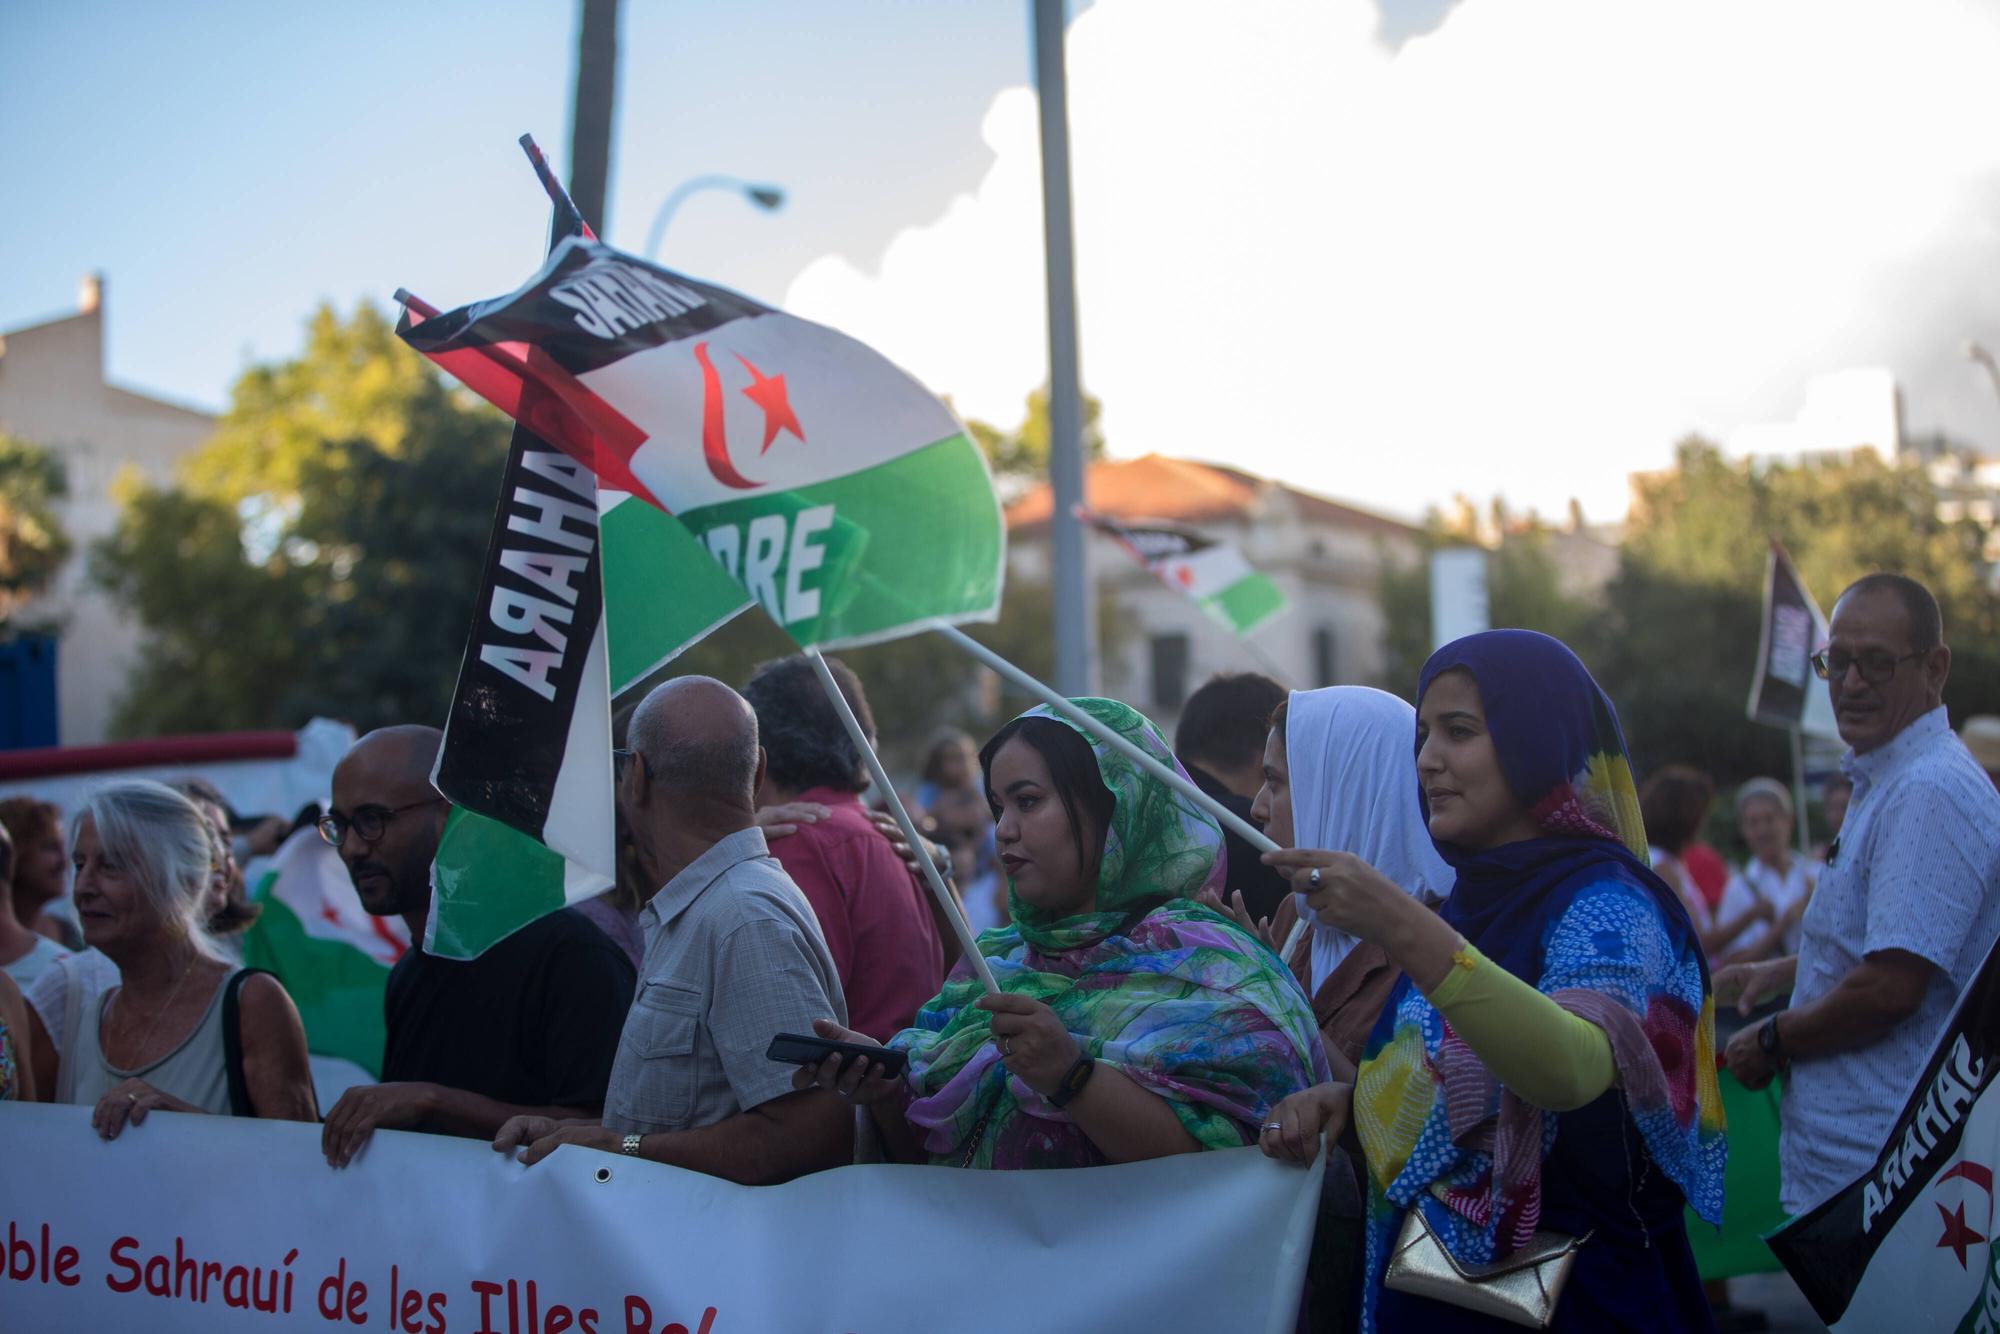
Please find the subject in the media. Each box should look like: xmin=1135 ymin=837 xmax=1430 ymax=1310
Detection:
xmin=804 ymin=650 xmax=1000 ymax=995
xmin=1789 ymin=726 xmax=1813 ymax=861
xmin=931 ymin=623 xmax=1281 ymax=855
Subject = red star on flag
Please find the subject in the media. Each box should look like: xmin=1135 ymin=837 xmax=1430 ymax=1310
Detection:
xmin=736 ymin=353 xmax=805 ymax=454
xmin=1936 ymin=1198 xmax=1987 ymax=1268
xmin=1173 ymin=564 xmax=1195 ymax=587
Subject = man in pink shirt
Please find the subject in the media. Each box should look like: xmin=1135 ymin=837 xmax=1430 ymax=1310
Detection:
xmin=742 ymin=656 xmax=945 ymax=1039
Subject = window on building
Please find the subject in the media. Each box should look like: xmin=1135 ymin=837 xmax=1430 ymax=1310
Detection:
xmin=1313 ymin=626 xmax=1338 ymax=686
xmin=1150 ymin=632 xmax=1190 ymax=712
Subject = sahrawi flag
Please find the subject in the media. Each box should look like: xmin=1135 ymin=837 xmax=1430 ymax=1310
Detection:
xmin=1080 ymin=507 xmax=1285 ymax=637
xmin=397 ymin=237 xmax=1001 ymax=955
xmin=1767 ymin=936 xmax=2000 ymax=1330
xmin=240 ymin=828 xmax=409 ymax=1075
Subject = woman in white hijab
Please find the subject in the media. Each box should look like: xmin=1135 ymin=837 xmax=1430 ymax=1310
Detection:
xmin=1250 ymin=686 xmax=1453 ymax=1081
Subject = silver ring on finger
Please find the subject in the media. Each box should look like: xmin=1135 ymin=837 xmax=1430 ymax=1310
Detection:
xmin=1262 ymin=1121 xmax=1283 ymax=1132
xmin=1308 ymin=868 xmax=1322 ymax=888
xmin=1001 ymin=1036 xmax=1014 ymax=1057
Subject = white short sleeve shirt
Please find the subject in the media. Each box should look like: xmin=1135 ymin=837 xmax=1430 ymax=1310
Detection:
xmin=1781 ymin=707 xmax=2000 ymax=1214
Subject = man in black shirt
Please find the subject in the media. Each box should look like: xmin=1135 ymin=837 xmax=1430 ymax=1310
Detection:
xmin=1175 ymin=671 xmax=1292 ymax=923
xmin=319 ymin=726 xmax=635 ymax=1168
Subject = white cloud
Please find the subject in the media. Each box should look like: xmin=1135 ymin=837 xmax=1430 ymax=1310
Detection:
xmin=785 ymin=0 xmax=2000 ymax=521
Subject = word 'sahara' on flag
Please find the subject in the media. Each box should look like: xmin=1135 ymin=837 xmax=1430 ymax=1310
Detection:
xmin=1747 ymin=539 xmax=1839 ymax=741
xmin=240 ymin=828 xmax=408 ymax=1075
xmin=1079 ymin=507 xmax=1286 ymax=638
xmin=1767 ymin=936 xmax=2000 ymax=1329
xmin=419 ymin=422 xmax=633 ymax=959
xmin=398 ymin=237 xmax=1005 ymax=660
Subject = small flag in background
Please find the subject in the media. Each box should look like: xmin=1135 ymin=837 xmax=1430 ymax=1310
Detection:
xmin=1079 ymin=508 xmax=1286 ymax=638
xmin=1747 ymin=539 xmax=1840 ymax=742
xmin=241 ymin=829 xmax=407 ymax=1077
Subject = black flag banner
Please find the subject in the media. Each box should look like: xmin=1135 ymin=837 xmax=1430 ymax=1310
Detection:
xmin=416 ymin=137 xmax=618 ymax=961
xmin=1767 ymin=937 xmax=2000 ymax=1328
xmin=1746 ymin=539 xmax=1838 ymax=739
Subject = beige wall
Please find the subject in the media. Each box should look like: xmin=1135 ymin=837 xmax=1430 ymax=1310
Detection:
xmin=1012 ymin=496 xmax=1420 ymax=734
xmin=0 ymin=285 xmax=216 ymax=743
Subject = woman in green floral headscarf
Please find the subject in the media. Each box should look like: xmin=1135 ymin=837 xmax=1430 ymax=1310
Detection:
xmin=796 ymin=698 xmax=1329 ymax=1168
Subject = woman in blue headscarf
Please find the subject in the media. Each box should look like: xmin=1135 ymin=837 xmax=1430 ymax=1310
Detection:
xmin=1260 ymin=631 xmax=1725 ymax=1332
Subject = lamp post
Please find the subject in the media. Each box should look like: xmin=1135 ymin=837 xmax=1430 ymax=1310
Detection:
xmin=644 ymin=175 xmax=785 ymax=259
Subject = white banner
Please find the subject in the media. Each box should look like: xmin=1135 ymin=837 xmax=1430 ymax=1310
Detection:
xmin=1428 ymin=547 xmax=1489 ymax=651
xmin=0 ymin=1103 xmax=1319 ymax=1333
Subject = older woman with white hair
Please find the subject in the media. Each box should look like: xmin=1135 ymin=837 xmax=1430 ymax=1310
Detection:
xmin=1716 ymin=776 xmax=1817 ymax=964
xmin=28 ymin=781 xmax=316 ymax=1137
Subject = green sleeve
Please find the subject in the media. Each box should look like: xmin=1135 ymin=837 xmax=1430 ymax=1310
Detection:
xmin=1423 ymin=945 xmax=1616 ymax=1112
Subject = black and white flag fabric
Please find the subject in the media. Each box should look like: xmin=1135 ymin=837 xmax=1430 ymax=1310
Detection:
xmin=1768 ymin=938 xmax=2000 ymax=1329
xmin=425 ymin=428 xmax=618 ymax=960
xmin=1746 ymin=539 xmax=1839 ymax=741
xmin=1077 ymin=508 xmax=1286 ymax=637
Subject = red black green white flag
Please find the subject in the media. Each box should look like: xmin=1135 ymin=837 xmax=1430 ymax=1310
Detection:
xmin=1079 ymin=507 xmax=1286 ymax=637
xmin=398 ymin=232 xmax=1003 ymax=957
xmin=1767 ymin=936 xmax=2000 ymax=1329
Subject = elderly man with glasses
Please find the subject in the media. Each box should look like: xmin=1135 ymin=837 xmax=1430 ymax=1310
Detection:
xmin=316 ymin=725 xmax=636 ymax=1169
xmin=1720 ymin=573 xmax=2000 ymax=1216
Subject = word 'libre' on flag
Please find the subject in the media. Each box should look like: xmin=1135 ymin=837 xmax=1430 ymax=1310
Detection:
xmin=396 ymin=229 xmax=1006 ymax=957
xmin=1767 ymin=936 xmax=2000 ymax=1329
xmin=1077 ymin=506 xmax=1286 ymax=638
xmin=397 ymin=234 xmax=1006 ymax=658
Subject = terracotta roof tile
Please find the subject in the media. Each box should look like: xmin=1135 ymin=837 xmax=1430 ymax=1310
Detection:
xmin=1005 ymin=453 xmax=1418 ymax=538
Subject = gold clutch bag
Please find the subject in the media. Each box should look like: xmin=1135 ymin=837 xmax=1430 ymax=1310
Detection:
xmin=1383 ymin=1205 xmax=1588 ymax=1329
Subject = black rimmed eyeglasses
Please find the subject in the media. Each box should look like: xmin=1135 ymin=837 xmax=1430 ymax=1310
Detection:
xmin=317 ymin=798 xmax=445 ymax=849
xmin=1810 ymin=648 xmax=1927 ymax=685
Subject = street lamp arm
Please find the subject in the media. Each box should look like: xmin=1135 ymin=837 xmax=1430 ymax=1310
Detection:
xmin=644 ymin=174 xmax=786 ymax=259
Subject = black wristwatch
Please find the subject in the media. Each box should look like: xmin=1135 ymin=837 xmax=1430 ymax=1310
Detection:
xmin=1048 ymin=1054 xmax=1096 ymax=1108
xmin=1757 ymin=1015 xmax=1786 ymax=1066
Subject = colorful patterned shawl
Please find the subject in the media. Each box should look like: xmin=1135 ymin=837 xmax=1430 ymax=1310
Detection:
xmin=1354 ymin=631 xmax=1726 ymax=1327
xmin=888 ymin=698 xmax=1330 ymax=1168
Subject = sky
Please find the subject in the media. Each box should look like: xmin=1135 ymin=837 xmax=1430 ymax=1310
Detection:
xmin=7 ymin=0 xmax=2000 ymax=524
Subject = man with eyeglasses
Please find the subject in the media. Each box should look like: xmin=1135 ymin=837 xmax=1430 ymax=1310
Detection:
xmin=1720 ymin=573 xmax=2000 ymax=1216
xmin=318 ymin=725 xmax=637 ymax=1169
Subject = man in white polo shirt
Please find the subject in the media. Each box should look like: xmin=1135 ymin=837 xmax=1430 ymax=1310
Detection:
xmin=1722 ymin=573 xmax=2000 ymax=1215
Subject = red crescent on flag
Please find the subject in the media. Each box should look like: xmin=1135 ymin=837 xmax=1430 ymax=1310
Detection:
xmin=694 ymin=340 xmax=760 ymax=491
xmin=1939 ymin=1160 xmax=1995 ymax=1208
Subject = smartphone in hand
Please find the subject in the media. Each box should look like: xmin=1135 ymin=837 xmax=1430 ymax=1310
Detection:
xmin=765 ymin=1032 xmax=909 ymax=1078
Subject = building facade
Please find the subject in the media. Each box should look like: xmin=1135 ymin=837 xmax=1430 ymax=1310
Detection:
xmin=0 ymin=277 xmax=216 ymax=744
xmin=1006 ymin=454 xmax=1423 ymax=734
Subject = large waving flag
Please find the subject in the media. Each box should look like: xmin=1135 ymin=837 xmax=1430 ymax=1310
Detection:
xmin=399 ymin=237 xmax=1004 ymax=654
xmin=240 ymin=828 xmax=408 ymax=1075
xmin=1080 ymin=508 xmax=1286 ymax=638
xmin=1767 ymin=937 xmax=2000 ymax=1329
xmin=397 ymin=234 xmax=1002 ymax=954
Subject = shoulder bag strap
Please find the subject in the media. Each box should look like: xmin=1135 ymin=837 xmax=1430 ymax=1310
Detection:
xmin=223 ymin=968 xmax=275 ymax=1117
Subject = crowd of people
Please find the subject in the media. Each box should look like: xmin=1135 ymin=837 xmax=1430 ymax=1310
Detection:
xmin=1 ymin=570 xmax=1997 ymax=1333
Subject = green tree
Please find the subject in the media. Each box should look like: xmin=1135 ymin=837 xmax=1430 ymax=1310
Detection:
xmin=93 ymin=302 xmax=511 ymax=735
xmin=0 ymin=434 xmax=71 ymax=623
xmin=1371 ymin=438 xmax=2000 ymax=785
xmin=1374 ymin=504 xmax=1596 ymax=700
xmin=965 ymin=386 xmax=1106 ymax=490
xmin=1596 ymin=437 xmax=2000 ymax=780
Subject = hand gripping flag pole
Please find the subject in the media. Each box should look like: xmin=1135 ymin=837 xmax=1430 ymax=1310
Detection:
xmin=804 ymin=650 xmax=1001 ymax=996
xmin=930 ymin=624 xmax=1280 ymax=855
